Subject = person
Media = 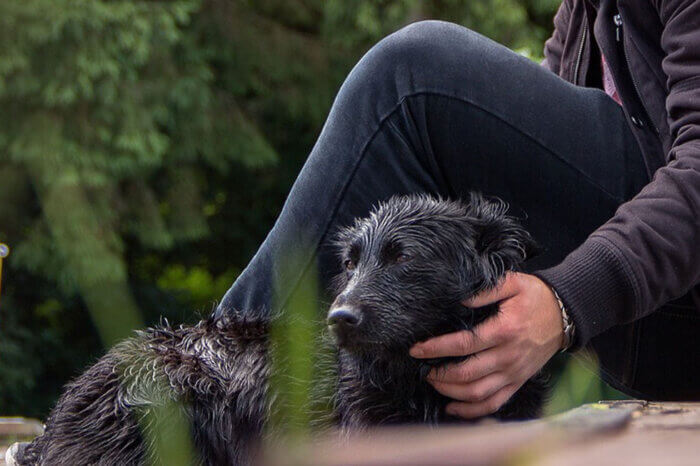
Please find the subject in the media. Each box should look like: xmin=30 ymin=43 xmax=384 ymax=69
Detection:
xmin=216 ymin=0 xmax=700 ymax=417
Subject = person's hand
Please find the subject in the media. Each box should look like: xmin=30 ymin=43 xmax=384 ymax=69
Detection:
xmin=409 ymin=272 xmax=564 ymax=419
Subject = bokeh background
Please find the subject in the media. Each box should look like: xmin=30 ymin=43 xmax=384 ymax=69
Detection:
xmin=0 ymin=0 xmax=624 ymax=421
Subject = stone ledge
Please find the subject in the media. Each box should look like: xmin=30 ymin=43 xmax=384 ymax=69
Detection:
xmin=261 ymin=401 xmax=700 ymax=465
xmin=2 ymin=403 xmax=698 ymax=465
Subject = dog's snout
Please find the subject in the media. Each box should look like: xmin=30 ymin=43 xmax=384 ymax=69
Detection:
xmin=327 ymin=308 xmax=361 ymax=327
xmin=327 ymin=307 xmax=364 ymax=348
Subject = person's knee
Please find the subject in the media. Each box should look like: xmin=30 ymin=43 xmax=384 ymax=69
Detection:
xmin=385 ymin=20 xmax=469 ymax=52
xmin=346 ymin=21 xmax=479 ymax=94
xmin=376 ymin=21 xmax=479 ymax=74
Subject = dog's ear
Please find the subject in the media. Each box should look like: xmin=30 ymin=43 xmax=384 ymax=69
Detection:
xmin=465 ymin=193 xmax=537 ymax=287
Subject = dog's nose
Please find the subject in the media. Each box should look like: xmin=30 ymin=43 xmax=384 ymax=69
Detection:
xmin=327 ymin=308 xmax=361 ymax=328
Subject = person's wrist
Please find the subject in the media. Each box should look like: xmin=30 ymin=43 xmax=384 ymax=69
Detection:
xmin=527 ymin=274 xmax=567 ymax=356
xmin=550 ymin=286 xmax=575 ymax=352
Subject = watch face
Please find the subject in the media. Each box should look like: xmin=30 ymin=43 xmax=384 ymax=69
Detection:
xmin=0 ymin=243 xmax=8 ymax=258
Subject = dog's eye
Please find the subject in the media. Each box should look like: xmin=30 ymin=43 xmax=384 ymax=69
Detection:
xmin=395 ymin=253 xmax=411 ymax=264
xmin=344 ymin=259 xmax=356 ymax=271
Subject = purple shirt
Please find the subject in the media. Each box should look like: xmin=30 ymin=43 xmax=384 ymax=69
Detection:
xmin=601 ymin=54 xmax=621 ymax=105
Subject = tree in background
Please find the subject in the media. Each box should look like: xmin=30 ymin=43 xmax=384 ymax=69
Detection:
xmin=0 ymin=0 xmax=277 ymax=415
xmin=1 ymin=0 xmax=586 ymax=419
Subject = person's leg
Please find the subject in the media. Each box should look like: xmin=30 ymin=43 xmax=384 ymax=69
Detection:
xmin=215 ymin=20 xmax=647 ymax=323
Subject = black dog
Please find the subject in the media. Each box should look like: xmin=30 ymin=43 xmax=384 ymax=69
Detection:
xmin=9 ymin=193 xmax=546 ymax=465
xmin=328 ymin=193 xmax=546 ymax=428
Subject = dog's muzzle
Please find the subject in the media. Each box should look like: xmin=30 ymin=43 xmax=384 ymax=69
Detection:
xmin=327 ymin=307 xmax=362 ymax=347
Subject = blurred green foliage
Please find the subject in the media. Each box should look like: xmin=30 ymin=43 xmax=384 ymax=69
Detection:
xmin=142 ymin=400 xmax=198 ymax=466
xmin=545 ymin=353 xmax=628 ymax=415
xmin=268 ymin=252 xmax=322 ymax=438
xmin=0 ymin=0 xmax=622 ymax=420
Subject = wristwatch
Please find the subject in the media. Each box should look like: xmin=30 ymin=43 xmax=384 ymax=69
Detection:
xmin=551 ymin=287 xmax=575 ymax=352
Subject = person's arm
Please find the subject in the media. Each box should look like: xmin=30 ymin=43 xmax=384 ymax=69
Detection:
xmin=535 ymin=0 xmax=700 ymax=349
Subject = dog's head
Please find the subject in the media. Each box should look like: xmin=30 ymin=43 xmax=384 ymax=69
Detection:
xmin=327 ymin=193 xmax=535 ymax=355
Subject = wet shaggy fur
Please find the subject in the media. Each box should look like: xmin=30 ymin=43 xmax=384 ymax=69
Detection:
xmin=12 ymin=315 xmax=270 ymax=465
xmin=11 ymin=193 xmax=547 ymax=465
xmin=329 ymin=193 xmax=547 ymax=427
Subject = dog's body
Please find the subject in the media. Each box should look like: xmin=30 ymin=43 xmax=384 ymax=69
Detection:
xmin=12 ymin=315 xmax=270 ymax=465
xmin=11 ymin=194 xmax=547 ymax=465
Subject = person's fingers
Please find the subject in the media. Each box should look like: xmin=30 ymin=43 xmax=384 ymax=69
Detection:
xmin=427 ymin=349 xmax=503 ymax=383
xmin=410 ymin=321 xmax=499 ymax=358
xmin=445 ymin=384 xmax=519 ymax=419
xmin=461 ymin=272 xmax=520 ymax=308
xmin=429 ymin=372 xmax=509 ymax=402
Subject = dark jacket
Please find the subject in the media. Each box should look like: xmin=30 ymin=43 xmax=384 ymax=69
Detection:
xmin=536 ymin=0 xmax=699 ymax=399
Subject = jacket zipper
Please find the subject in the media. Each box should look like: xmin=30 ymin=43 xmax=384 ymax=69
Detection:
xmin=573 ymin=20 xmax=588 ymax=85
xmin=614 ymin=14 xmax=660 ymax=135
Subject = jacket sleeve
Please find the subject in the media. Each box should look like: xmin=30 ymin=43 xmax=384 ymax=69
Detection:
xmin=541 ymin=0 xmax=571 ymax=74
xmin=535 ymin=0 xmax=700 ymax=350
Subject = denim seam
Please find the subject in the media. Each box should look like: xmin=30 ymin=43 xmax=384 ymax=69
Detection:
xmin=274 ymin=94 xmax=424 ymax=313
xmin=384 ymin=108 xmax=452 ymax=198
xmin=402 ymin=90 xmax=626 ymax=202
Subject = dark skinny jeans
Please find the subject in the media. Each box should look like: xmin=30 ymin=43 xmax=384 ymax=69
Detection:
xmin=215 ymin=21 xmax=651 ymax=394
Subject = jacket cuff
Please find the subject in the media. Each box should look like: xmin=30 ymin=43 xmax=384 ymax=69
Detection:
xmin=533 ymin=237 xmax=641 ymax=351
